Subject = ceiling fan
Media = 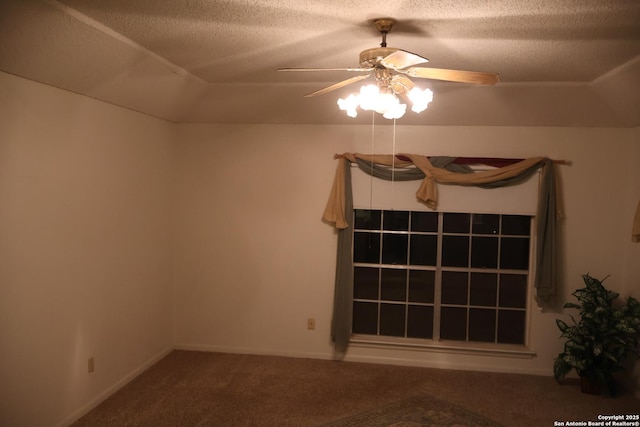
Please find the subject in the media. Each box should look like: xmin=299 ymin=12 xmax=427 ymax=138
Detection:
xmin=278 ymin=18 xmax=500 ymax=100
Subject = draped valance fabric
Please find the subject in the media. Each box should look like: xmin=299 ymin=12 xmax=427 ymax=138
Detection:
xmin=324 ymin=153 xmax=550 ymax=226
xmin=323 ymin=153 xmax=561 ymax=354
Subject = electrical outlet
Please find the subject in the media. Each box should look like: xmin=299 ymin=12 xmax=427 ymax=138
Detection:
xmin=88 ymin=357 xmax=94 ymax=373
xmin=307 ymin=318 xmax=315 ymax=330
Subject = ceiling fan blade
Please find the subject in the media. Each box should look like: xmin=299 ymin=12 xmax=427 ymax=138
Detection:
xmin=305 ymin=74 xmax=370 ymax=97
xmin=381 ymin=50 xmax=429 ymax=70
xmin=278 ymin=67 xmax=373 ymax=72
xmin=404 ymin=67 xmax=500 ymax=85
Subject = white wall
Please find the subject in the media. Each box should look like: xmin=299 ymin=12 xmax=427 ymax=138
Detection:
xmin=172 ymin=124 xmax=341 ymax=357
xmin=173 ymin=123 xmax=640 ymax=381
xmin=0 ymin=72 xmax=175 ymax=427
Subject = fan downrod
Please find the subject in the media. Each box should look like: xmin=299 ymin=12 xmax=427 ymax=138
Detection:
xmin=359 ymin=18 xmax=399 ymax=67
xmin=373 ymin=18 xmax=395 ymax=47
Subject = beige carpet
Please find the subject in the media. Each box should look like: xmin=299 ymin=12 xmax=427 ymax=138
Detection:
xmin=318 ymin=393 xmax=506 ymax=426
xmin=71 ymin=350 xmax=639 ymax=427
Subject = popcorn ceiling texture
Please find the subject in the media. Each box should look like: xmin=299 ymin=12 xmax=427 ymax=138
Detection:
xmin=1 ymin=0 xmax=638 ymax=126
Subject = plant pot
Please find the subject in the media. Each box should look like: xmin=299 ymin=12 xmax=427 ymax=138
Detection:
xmin=580 ymin=375 xmax=601 ymax=395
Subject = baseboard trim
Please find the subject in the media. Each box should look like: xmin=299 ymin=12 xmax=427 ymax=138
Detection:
xmin=342 ymin=353 xmax=552 ymax=376
xmin=174 ymin=343 xmax=551 ymax=377
xmin=174 ymin=343 xmax=335 ymax=362
xmin=57 ymin=346 xmax=174 ymax=427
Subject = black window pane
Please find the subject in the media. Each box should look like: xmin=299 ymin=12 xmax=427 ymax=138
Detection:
xmin=407 ymin=305 xmax=434 ymax=339
xmin=469 ymin=308 xmax=496 ymax=342
xmin=498 ymin=310 xmax=526 ymax=344
xmin=500 ymin=237 xmax=530 ymax=270
xmin=411 ymin=212 xmax=438 ymax=232
xmin=381 ymin=269 xmax=407 ymax=301
xmin=472 ymin=214 xmax=499 ymax=234
xmin=442 ymin=235 xmax=469 ymax=267
xmin=441 ymin=271 xmax=468 ymax=305
xmin=499 ymin=274 xmax=528 ymax=308
xmin=382 ymin=234 xmax=408 ymax=265
xmin=410 ymin=234 xmax=437 ymax=266
xmin=354 ymin=209 xmax=381 ymax=230
xmin=380 ymin=304 xmax=405 ymax=337
xmin=352 ymin=302 xmax=378 ymax=335
xmin=408 ymin=270 xmax=435 ymax=303
xmin=502 ymin=215 xmax=531 ymax=236
xmin=440 ymin=307 xmax=467 ymax=340
xmin=471 ymin=237 xmax=498 ymax=268
xmin=470 ymin=273 xmax=497 ymax=306
xmin=443 ymin=213 xmax=470 ymax=233
xmin=353 ymin=232 xmax=380 ymax=263
xmin=353 ymin=210 xmax=530 ymax=346
xmin=383 ymin=210 xmax=409 ymax=231
xmin=353 ymin=267 xmax=379 ymax=300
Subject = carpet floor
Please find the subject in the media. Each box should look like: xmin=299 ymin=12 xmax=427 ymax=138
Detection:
xmin=71 ymin=350 xmax=639 ymax=427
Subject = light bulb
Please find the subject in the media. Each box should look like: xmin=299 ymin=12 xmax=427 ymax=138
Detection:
xmin=408 ymin=87 xmax=434 ymax=113
xmin=337 ymin=94 xmax=360 ymax=118
xmin=375 ymin=92 xmax=399 ymax=115
xmin=358 ymin=85 xmax=380 ymax=111
xmin=383 ymin=101 xmax=407 ymax=119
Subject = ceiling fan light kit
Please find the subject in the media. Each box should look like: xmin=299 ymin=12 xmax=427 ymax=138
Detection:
xmin=279 ymin=18 xmax=499 ymax=120
xmin=337 ymin=82 xmax=433 ymax=119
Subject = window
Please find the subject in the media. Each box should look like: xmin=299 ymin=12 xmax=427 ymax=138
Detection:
xmin=352 ymin=209 xmax=531 ymax=346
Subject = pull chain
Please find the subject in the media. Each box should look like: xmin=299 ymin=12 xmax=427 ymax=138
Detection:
xmin=369 ymin=111 xmax=375 ymax=210
xmin=391 ymin=118 xmax=396 ymax=210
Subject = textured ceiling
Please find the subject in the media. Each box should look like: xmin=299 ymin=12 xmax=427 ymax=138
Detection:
xmin=1 ymin=0 xmax=639 ymax=126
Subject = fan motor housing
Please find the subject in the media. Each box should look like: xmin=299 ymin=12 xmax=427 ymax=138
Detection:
xmin=359 ymin=47 xmax=399 ymax=67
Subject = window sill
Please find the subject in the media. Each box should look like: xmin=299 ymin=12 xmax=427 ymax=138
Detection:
xmin=350 ymin=334 xmax=536 ymax=359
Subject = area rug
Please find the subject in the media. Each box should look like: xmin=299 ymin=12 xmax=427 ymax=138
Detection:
xmin=319 ymin=393 xmax=505 ymax=427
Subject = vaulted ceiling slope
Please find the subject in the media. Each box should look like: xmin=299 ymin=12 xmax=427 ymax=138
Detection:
xmin=1 ymin=0 xmax=639 ymax=127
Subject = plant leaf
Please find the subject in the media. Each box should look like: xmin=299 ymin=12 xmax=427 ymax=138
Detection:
xmin=554 ymin=356 xmax=572 ymax=381
xmin=564 ymin=302 xmax=581 ymax=310
xmin=556 ymin=319 xmax=569 ymax=333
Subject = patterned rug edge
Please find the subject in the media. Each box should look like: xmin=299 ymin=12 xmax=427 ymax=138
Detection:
xmin=318 ymin=393 xmax=506 ymax=427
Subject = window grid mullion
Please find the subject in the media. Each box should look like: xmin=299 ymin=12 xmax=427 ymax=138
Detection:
xmin=352 ymin=209 xmax=530 ymax=347
xmin=404 ymin=213 xmax=411 ymax=338
xmin=466 ymin=217 xmax=472 ymax=342
xmin=494 ymin=218 xmax=503 ymax=343
xmin=377 ymin=211 xmax=383 ymax=335
xmin=433 ymin=212 xmax=443 ymax=341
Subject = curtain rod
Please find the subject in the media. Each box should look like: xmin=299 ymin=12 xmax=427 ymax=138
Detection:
xmin=333 ymin=153 xmax=572 ymax=165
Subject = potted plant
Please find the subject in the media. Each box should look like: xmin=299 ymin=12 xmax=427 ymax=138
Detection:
xmin=553 ymin=273 xmax=640 ymax=396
